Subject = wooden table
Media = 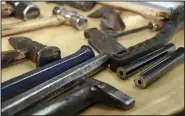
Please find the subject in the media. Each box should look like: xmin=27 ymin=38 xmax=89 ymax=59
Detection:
xmin=1 ymin=2 xmax=184 ymax=115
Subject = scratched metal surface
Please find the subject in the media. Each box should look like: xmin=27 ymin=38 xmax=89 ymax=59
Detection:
xmin=1 ymin=2 xmax=184 ymax=115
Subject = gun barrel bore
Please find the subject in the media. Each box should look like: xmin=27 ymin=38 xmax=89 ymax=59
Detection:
xmin=134 ymin=47 xmax=184 ymax=88
xmin=117 ymin=43 xmax=176 ymax=79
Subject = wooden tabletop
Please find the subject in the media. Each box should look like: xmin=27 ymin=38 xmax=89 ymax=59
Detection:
xmin=1 ymin=2 xmax=184 ymax=115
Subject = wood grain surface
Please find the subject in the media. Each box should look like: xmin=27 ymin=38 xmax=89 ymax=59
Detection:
xmin=1 ymin=2 xmax=184 ymax=115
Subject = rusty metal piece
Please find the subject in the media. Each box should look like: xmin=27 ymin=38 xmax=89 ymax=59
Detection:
xmin=1 ymin=49 xmax=29 ymax=68
xmin=135 ymin=47 xmax=184 ymax=89
xmin=8 ymin=37 xmax=61 ymax=67
xmin=1 ymin=3 xmax=14 ymax=17
xmin=88 ymin=7 xmax=126 ymax=31
xmin=84 ymin=28 xmax=127 ymax=55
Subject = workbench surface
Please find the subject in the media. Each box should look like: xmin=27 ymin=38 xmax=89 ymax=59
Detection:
xmin=1 ymin=2 xmax=184 ymax=115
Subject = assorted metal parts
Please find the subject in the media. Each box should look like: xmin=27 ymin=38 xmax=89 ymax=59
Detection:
xmin=2 ymin=54 xmax=109 ymax=115
xmin=1 ymin=49 xmax=29 ymax=68
xmin=9 ymin=37 xmax=61 ymax=67
xmin=117 ymin=43 xmax=176 ymax=79
xmin=48 ymin=1 xmax=96 ymax=11
xmin=1 ymin=46 xmax=94 ymax=102
xmin=84 ymin=19 xmax=164 ymax=56
xmin=2 ymin=6 xmax=88 ymax=36
xmin=22 ymin=78 xmax=135 ymax=115
xmin=110 ymin=4 xmax=184 ymax=72
xmin=4 ymin=1 xmax=40 ymax=20
xmin=88 ymin=7 xmax=126 ymax=31
xmin=135 ymin=47 xmax=184 ymax=89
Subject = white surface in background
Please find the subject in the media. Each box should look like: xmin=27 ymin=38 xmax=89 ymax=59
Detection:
xmin=132 ymin=2 xmax=183 ymax=12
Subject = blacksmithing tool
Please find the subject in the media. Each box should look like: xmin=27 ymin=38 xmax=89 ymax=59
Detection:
xmin=104 ymin=20 xmax=164 ymax=38
xmin=48 ymin=1 xmax=96 ymax=11
xmin=1 ymin=45 xmax=94 ymax=102
xmin=5 ymin=1 xmax=40 ymax=20
xmin=2 ymin=6 xmax=87 ymax=36
xmin=135 ymin=47 xmax=184 ymax=89
xmin=88 ymin=7 xmax=126 ymax=31
xmin=1 ymin=49 xmax=29 ymax=68
xmin=116 ymin=43 xmax=176 ymax=79
xmin=9 ymin=37 xmax=61 ymax=67
xmin=84 ymin=17 xmax=164 ymax=54
xmin=2 ymin=54 xmax=108 ymax=115
xmin=85 ymin=4 xmax=184 ymax=75
xmin=2 ymin=3 xmax=14 ymax=17
xmin=110 ymin=4 xmax=184 ymax=72
xmin=22 ymin=78 xmax=135 ymax=115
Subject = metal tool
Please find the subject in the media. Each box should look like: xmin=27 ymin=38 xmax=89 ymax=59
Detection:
xmin=88 ymin=7 xmax=126 ymax=31
xmin=9 ymin=37 xmax=61 ymax=67
xmin=1 ymin=49 xmax=29 ymax=68
xmin=1 ymin=54 xmax=108 ymax=115
xmin=22 ymin=78 xmax=135 ymax=115
xmin=1 ymin=45 xmax=94 ymax=102
xmin=85 ymin=5 xmax=184 ymax=74
xmin=2 ymin=3 xmax=14 ymax=17
xmin=5 ymin=1 xmax=40 ymax=20
xmin=110 ymin=4 xmax=184 ymax=72
xmin=84 ymin=28 xmax=127 ymax=55
xmin=105 ymin=20 xmax=164 ymax=38
xmin=84 ymin=18 xmax=164 ymax=55
xmin=134 ymin=47 xmax=184 ymax=89
xmin=117 ymin=43 xmax=176 ymax=79
xmin=48 ymin=1 xmax=96 ymax=11
xmin=2 ymin=6 xmax=88 ymax=36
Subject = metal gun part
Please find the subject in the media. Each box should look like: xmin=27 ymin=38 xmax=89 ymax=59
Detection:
xmin=2 ymin=54 xmax=108 ymax=115
xmin=1 ymin=45 xmax=94 ymax=102
xmin=117 ymin=43 xmax=176 ymax=79
xmin=135 ymin=47 xmax=184 ymax=88
xmin=22 ymin=78 xmax=135 ymax=115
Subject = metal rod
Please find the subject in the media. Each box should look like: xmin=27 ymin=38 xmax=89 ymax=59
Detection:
xmin=134 ymin=47 xmax=184 ymax=89
xmin=2 ymin=54 xmax=109 ymax=115
xmin=116 ymin=43 xmax=176 ymax=79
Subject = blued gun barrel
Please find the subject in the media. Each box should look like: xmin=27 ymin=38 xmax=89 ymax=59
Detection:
xmin=135 ymin=47 xmax=184 ymax=88
xmin=1 ymin=45 xmax=94 ymax=101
